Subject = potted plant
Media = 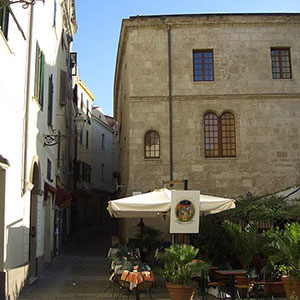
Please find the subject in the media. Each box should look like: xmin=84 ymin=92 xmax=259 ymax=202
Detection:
xmin=223 ymin=220 xmax=260 ymax=270
xmin=157 ymin=243 xmax=210 ymax=300
xmin=264 ymin=222 xmax=300 ymax=299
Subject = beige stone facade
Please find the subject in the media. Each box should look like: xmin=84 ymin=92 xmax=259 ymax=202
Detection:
xmin=114 ymin=13 xmax=300 ymax=242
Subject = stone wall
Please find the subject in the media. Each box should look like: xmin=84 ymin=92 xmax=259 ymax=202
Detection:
xmin=114 ymin=14 xmax=300 ymax=242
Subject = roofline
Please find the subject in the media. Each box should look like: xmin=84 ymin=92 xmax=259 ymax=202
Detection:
xmin=114 ymin=12 xmax=300 ymax=118
xmin=129 ymin=12 xmax=300 ymax=19
xmin=79 ymin=80 xmax=95 ymax=101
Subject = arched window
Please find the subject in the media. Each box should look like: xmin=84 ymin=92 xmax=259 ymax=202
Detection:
xmin=204 ymin=112 xmax=236 ymax=158
xmin=144 ymin=131 xmax=160 ymax=159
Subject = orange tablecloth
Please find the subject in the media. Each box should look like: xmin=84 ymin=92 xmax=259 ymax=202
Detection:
xmin=121 ymin=270 xmax=154 ymax=289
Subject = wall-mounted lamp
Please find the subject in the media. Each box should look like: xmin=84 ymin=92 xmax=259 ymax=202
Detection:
xmin=0 ymin=0 xmax=44 ymax=9
xmin=43 ymin=115 xmax=86 ymax=147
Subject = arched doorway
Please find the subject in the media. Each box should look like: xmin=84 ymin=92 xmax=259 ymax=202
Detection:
xmin=29 ymin=161 xmax=40 ymax=281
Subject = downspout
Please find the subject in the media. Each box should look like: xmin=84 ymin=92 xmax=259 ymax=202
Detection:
xmin=21 ymin=4 xmax=34 ymax=195
xmin=168 ymin=26 xmax=173 ymax=181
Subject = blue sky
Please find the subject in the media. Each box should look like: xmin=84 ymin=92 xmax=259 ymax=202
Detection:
xmin=73 ymin=0 xmax=300 ymax=117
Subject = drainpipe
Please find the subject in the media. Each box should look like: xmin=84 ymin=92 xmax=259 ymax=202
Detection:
xmin=168 ymin=26 xmax=173 ymax=181
xmin=21 ymin=4 xmax=34 ymax=195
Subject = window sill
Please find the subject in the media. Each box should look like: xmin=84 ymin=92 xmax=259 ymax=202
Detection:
xmin=144 ymin=158 xmax=161 ymax=161
xmin=204 ymin=156 xmax=237 ymax=160
xmin=193 ymin=80 xmax=214 ymax=83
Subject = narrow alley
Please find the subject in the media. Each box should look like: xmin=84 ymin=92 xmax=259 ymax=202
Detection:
xmin=17 ymin=225 xmax=173 ymax=300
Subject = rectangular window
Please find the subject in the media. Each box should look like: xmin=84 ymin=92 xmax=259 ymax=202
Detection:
xmin=34 ymin=43 xmax=45 ymax=109
xmin=87 ymin=165 xmax=91 ymax=183
xmin=79 ymin=131 xmax=83 ymax=145
xmin=47 ymin=74 xmax=54 ymax=126
xmin=82 ymin=162 xmax=86 ymax=181
xmin=47 ymin=159 xmax=52 ymax=181
xmin=271 ymin=48 xmax=292 ymax=79
xmin=59 ymin=69 xmax=67 ymax=106
xmin=101 ymin=134 xmax=105 ymax=150
xmin=53 ymin=0 xmax=56 ymax=26
xmin=101 ymin=163 xmax=104 ymax=181
xmin=0 ymin=7 xmax=9 ymax=39
xmin=80 ymin=93 xmax=83 ymax=110
xmin=193 ymin=50 xmax=214 ymax=81
xmin=86 ymin=130 xmax=89 ymax=148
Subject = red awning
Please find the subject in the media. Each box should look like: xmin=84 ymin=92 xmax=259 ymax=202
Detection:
xmin=55 ymin=188 xmax=72 ymax=209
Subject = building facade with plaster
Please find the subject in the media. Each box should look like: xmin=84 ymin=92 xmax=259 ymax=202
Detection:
xmin=91 ymin=106 xmax=118 ymax=225
xmin=0 ymin=1 xmax=76 ymax=299
xmin=114 ymin=13 xmax=300 ymax=242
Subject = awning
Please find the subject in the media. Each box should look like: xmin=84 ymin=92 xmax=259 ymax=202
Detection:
xmin=107 ymin=188 xmax=235 ymax=218
xmin=44 ymin=182 xmax=56 ymax=201
xmin=55 ymin=188 xmax=72 ymax=209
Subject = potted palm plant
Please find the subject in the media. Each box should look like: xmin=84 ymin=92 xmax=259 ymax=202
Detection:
xmin=223 ymin=220 xmax=260 ymax=270
xmin=264 ymin=222 xmax=300 ymax=299
xmin=158 ymin=244 xmax=210 ymax=300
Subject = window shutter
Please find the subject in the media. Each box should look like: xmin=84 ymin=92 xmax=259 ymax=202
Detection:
xmin=0 ymin=7 xmax=9 ymax=39
xmin=47 ymin=74 xmax=54 ymax=126
xmin=59 ymin=69 xmax=67 ymax=106
xmin=34 ymin=43 xmax=40 ymax=98
xmin=39 ymin=52 xmax=45 ymax=109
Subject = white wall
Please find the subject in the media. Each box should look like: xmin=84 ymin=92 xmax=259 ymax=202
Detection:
xmin=91 ymin=107 xmax=117 ymax=193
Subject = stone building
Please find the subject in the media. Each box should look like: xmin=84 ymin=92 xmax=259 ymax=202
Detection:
xmin=114 ymin=13 xmax=300 ymax=242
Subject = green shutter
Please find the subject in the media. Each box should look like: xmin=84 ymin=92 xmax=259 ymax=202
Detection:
xmin=39 ymin=52 xmax=45 ymax=109
xmin=47 ymin=74 xmax=53 ymax=126
xmin=34 ymin=43 xmax=39 ymax=98
xmin=0 ymin=7 xmax=9 ymax=39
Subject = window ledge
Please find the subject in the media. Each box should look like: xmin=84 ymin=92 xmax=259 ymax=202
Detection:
xmin=204 ymin=157 xmax=237 ymax=160
xmin=144 ymin=158 xmax=161 ymax=161
xmin=193 ymin=81 xmax=214 ymax=83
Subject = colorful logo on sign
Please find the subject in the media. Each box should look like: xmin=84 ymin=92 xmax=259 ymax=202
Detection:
xmin=175 ymin=200 xmax=195 ymax=223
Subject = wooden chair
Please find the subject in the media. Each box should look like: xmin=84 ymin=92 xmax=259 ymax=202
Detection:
xmin=235 ymin=270 xmax=258 ymax=300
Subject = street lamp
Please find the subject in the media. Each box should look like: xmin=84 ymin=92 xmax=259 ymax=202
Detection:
xmin=43 ymin=115 xmax=86 ymax=147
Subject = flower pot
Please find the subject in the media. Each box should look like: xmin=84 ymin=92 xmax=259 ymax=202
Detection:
xmin=281 ymin=276 xmax=300 ymax=299
xmin=264 ymin=281 xmax=285 ymax=297
xmin=166 ymin=283 xmax=195 ymax=300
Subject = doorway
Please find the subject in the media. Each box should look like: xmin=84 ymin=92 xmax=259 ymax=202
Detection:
xmin=29 ymin=162 xmax=40 ymax=281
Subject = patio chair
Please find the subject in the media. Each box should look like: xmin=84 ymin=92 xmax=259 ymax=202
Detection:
xmin=235 ymin=269 xmax=258 ymax=300
xmin=194 ymin=274 xmax=226 ymax=300
xmin=252 ymin=264 xmax=285 ymax=300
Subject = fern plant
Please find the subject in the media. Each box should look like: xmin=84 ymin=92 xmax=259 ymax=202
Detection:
xmin=264 ymin=222 xmax=300 ymax=280
xmin=223 ymin=220 xmax=260 ymax=269
xmin=158 ymin=244 xmax=210 ymax=286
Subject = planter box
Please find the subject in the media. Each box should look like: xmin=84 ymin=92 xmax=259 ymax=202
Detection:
xmin=264 ymin=281 xmax=285 ymax=297
xmin=281 ymin=276 xmax=300 ymax=299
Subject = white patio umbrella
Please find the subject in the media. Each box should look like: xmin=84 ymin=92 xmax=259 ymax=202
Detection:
xmin=107 ymin=188 xmax=235 ymax=218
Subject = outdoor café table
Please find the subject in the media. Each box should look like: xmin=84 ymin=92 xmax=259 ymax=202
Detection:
xmin=215 ymin=269 xmax=247 ymax=300
xmin=117 ymin=269 xmax=154 ymax=300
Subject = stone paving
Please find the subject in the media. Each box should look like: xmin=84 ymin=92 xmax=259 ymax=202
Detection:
xmin=18 ymin=254 xmax=175 ymax=299
xmin=17 ymin=225 xmax=175 ymax=300
xmin=15 ymin=225 xmax=230 ymax=299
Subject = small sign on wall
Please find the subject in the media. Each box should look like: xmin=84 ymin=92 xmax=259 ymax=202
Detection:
xmin=170 ymin=190 xmax=200 ymax=233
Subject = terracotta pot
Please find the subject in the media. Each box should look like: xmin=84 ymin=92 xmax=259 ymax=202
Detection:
xmin=166 ymin=283 xmax=195 ymax=300
xmin=281 ymin=276 xmax=300 ymax=299
xmin=264 ymin=281 xmax=285 ymax=297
